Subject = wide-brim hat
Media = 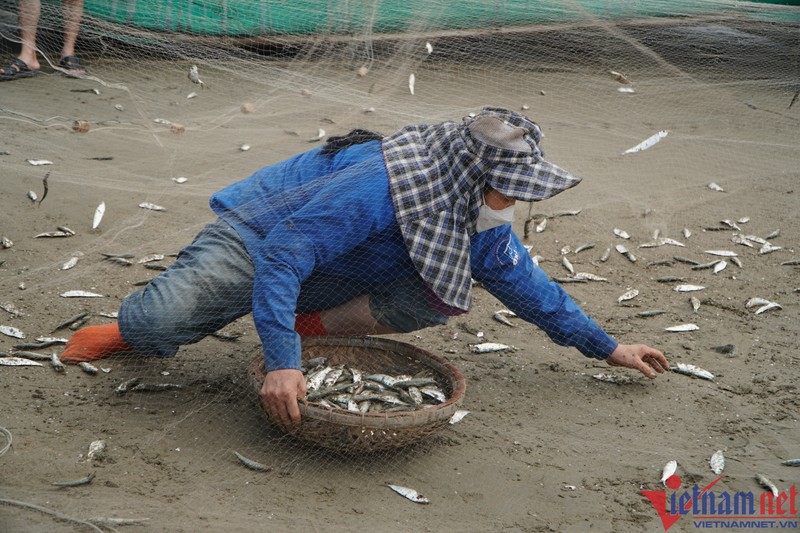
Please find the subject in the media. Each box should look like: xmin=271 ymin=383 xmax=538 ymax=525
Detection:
xmin=382 ymin=107 xmax=583 ymax=311
xmin=463 ymin=107 xmax=582 ymax=202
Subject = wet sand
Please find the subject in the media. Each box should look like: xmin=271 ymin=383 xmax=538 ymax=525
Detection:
xmin=1 ymin=21 xmax=799 ymax=532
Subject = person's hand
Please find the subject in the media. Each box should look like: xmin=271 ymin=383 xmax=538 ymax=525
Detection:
xmin=606 ymin=344 xmax=669 ymax=378
xmin=260 ymin=369 xmax=306 ymax=428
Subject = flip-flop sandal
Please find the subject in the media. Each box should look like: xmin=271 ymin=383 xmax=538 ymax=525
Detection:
xmin=0 ymin=58 xmax=37 ymax=82
xmin=59 ymin=55 xmax=90 ymax=77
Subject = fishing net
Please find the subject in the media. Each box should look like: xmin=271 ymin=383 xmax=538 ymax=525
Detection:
xmin=1 ymin=0 xmax=798 ymax=531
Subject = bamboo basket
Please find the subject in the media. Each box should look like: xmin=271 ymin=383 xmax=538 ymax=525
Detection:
xmin=248 ymin=336 xmax=466 ymax=453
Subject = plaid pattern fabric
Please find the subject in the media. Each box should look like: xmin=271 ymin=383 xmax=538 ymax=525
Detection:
xmin=382 ymin=107 xmax=582 ymax=310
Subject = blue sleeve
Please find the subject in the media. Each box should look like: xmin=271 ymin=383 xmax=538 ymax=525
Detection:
xmin=251 ymin=154 xmax=395 ymax=371
xmin=470 ymin=226 xmax=618 ymax=359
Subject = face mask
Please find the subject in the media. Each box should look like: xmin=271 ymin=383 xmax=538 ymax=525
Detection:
xmin=475 ymin=202 xmax=515 ymax=233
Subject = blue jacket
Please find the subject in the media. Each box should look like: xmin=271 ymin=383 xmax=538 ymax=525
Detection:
xmin=210 ymin=141 xmax=617 ymax=370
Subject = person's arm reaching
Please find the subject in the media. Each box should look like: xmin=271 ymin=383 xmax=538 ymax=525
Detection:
xmin=471 ymin=227 xmax=667 ymax=377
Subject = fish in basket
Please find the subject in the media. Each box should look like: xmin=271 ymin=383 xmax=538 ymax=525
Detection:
xmin=248 ymin=336 xmax=466 ymax=453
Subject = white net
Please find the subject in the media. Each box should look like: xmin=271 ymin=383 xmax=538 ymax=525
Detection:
xmin=1 ymin=1 xmax=799 ymax=531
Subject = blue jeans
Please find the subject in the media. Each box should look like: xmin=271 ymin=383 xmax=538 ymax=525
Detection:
xmin=118 ymin=218 xmax=448 ymax=356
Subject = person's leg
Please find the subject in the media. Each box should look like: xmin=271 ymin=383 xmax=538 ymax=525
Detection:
xmin=17 ymin=0 xmax=41 ymax=70
xmin=60 ymin=0 xmax=83 ymax=61
xmin=62 ymin=219 xmax=255 ymax=362
xmin=318 ymin=295 xmax=397 ymax=335
xmin=295 ymin=275 xmax=449 ymax=336
xmin=119 ymin=218 xmax=255 ymax=355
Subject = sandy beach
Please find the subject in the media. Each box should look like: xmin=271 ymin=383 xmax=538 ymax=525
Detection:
xmin=1 ymin=17 xmax=799 ymax=532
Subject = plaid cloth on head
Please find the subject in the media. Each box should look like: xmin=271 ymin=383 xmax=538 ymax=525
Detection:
xmin=381 ymin=107 xmax=582 ymax=310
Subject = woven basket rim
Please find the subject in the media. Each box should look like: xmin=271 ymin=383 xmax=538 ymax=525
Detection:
xmin=248 ymin=336 xmax=466 ymax=430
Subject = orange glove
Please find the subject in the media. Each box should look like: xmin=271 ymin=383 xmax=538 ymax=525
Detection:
xmin=60 ymin=323 xmax=131 ymax=363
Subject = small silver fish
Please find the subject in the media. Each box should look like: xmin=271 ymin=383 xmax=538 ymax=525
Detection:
xmin=233 ymin=451 xmax=272 ymax=472
xmin=708 ymin=182 xmax=724 ymax=192
xmin=672 ymin=363 xmax=714 ymax=380
xmin=720 ymin=219 xmax=741 ymax=231
xmin=637 ymin=310 xmax=666 ymax=317
xmin=615 ymin=244 xmax=636 ymax=263
xmin=592 ymin=373 xmax=632 ymax=384
xmin=623 ymin=130 xmax=667 ymax=154
xmin=60 ymin=290 xmax=104 ymax=298
xmin=661 ymin=460 xmax=677 ymax=485
xmin=656 ymin=277 xmax=686 ymax=283
xmin=50 ymin=352 xmax=66 ymax=372
xmin=572 ymin=272 xmax=607 ymax=282
xmin=305 ymin=366 xmax=331 ymax=391
xmin=744 ymin=234 xmax=767 ymax=245
xmin=731 ymin=234 xmax=754 ymax=248
xmin=137 ymin=254 xmax=164 ymax=264
xmin=745 ymin=297 xmax=772 ymax=309
xmin=61 ymin=257 xmax=79 ymax=270
xmin=0 ymin=357 xmax=43 ymax=367
xmin=322 ymin=367 xmax=344 ymax=388
xmin=764 ymin=229 xmax=780 ymax=240
xmin=756 ymin=474 xmax=779 ymax=498
xmin=705 ymin=250 xmax=738 ymax=257
xmin=617 ymin=289 xmax=639 ymax=304
xmin=609 ymin=70 xmax=632 ymax=84
xmin=665 ymin=324 xmax=700 ymax=332
xmin=709 ymin=450 xmax=725 ymax=475
xmin=307 ymin=128 xmax=326 ymax=142
xmin=408 ymin=73 xmax=416 ymax=95
xmin=535 ymin=218 xmax=547 ymax=233
xmin=36 ymin=336 xmax=68 ymax=343
xmin=730 ymin=257 xmax=743 ymax=268
xmin=138 ymin=202 xmax=166 ymax=211
xmin=388 ymin=484 xmax=429 ymax=504
xmin=27 ymin=159 xmax=53 ymax=166
xmin=574 ymin=243 xmax=595 ymax=254
xmin=675 ymin=284 xmax=705 ymax=292
xmin=449 ymin=410 xmax=470 ymax=424
xmin=492 ymin=310 xmax=516 ymax=327
xmin=690 ymin=297 xmax=701 ymax=313
xmin=673 ymin=256 xmax=700 ymax=265
xmin=419 ymin=386 xmax=446 ymax=403
xmin=613 ymin=228 xmax=630 ymax=239
xmin=172 ymin=177 xmax=188 ymax=184
xmin=92 ymin=202 xmax=105 ymax=230
xmin=781 ymin=459 xmax=800 ymax=466
xmin=78 ymin=362 xmax=99 ymax=375
xmin=34 ymin=231 xmax=72 ymax=238
xmin=129 ymin=383 xmax=183 ymax=392
xmin=754 ymin=302 xmax=781 ymax=315
xmin=599 ymin=247 xmax=611 ymax=262
xmin=0 ymin=302 xmax=23 ymax=317
xmin=115 ymin=377 xmax=141 ymax=394
xmin=470 ymin=343 xmax=514 ymax=353
xmin=692 ymin=259 xmax=722 ymax=270
xmin=713 ymin=261 xmax=727 ymax=274
xmin=561 ymin=256 xmax=575 ymax=275
xmin=13 ymin=351 xmax=54 ymax=360
xmin=683 ymin=228 xmax=692 ymax=239
xmin=0 ymin=325 xmax=25 ymax=339
xmin=53 ymin=472 xmax=95 ymax=488
xmin=759 ymin=243 xmax=782 ymax=255
xmin=188 ymin=65 xmax=205 ymax=88
xmin=27 ymin=190 xmax=38 ymax=202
